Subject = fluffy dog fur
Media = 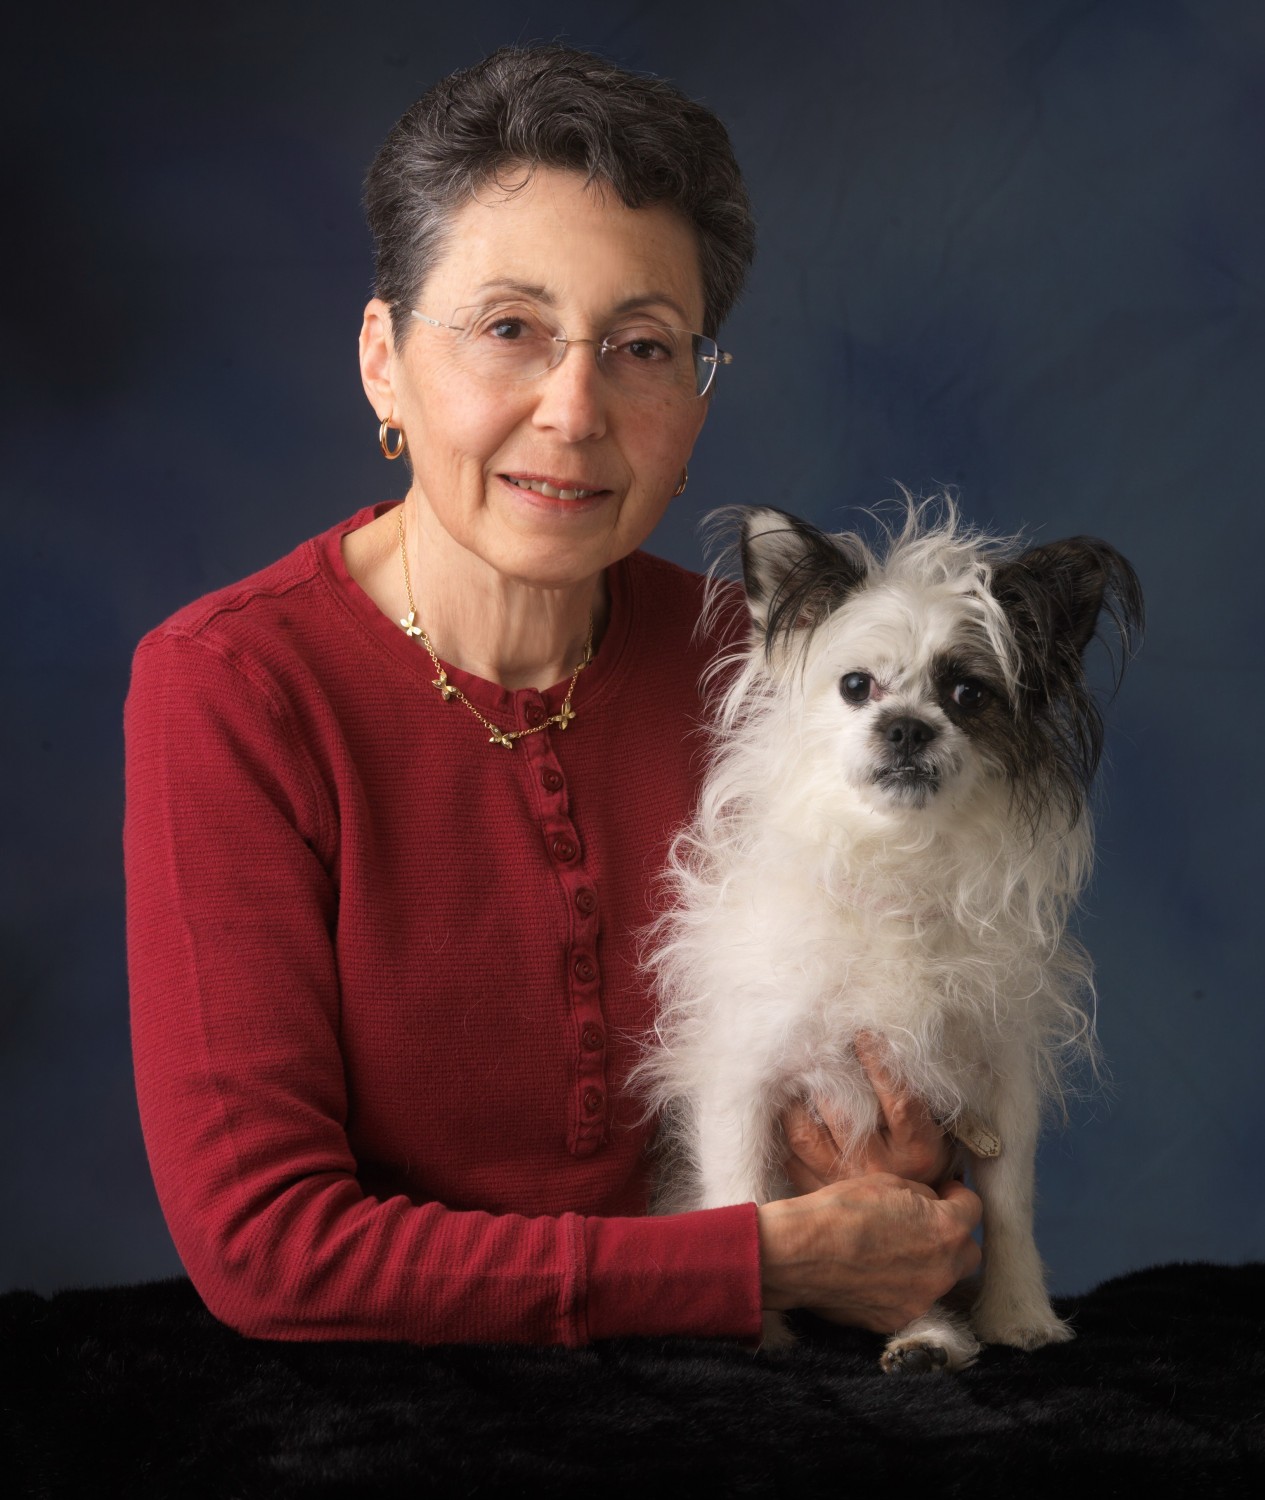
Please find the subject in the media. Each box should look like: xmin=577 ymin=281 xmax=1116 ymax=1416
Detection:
xmin=638 ymin=501 xmax=1142 ymax=1372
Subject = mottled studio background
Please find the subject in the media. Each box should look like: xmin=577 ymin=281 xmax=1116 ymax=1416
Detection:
xmin=3 ymin=0 xmax=1262 ymax=1295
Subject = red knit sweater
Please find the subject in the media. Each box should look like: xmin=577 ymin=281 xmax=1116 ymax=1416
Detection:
xmin=125 ymin=503 xmax=762 ymax=1345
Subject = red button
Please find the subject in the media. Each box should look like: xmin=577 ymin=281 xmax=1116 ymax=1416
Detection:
xmin=581 ymin=1024 xmax=604 ymax=1051
xmin=551 ymin=835 xmax=577 ymax=862
xmin=573 ymin=955 xmax=597 ymax=983
xmin=575 ymin=888 xmax=596 ymax=915
xmin=583 ymin=1087 xmax=604 ymax=1116
xmin=525 ymin=702 xmax=547 ymax=728
xmin=542 ymin=768 xmax=564 ymax=792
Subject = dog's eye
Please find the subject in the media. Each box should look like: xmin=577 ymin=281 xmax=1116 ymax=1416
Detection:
xmin=950 ymin=680 xmax=988 ymax=713
xmin=840 ymin=672 xmax=873 ymax=704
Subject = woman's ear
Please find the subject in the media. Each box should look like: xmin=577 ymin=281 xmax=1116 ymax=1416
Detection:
xmin=359 ymin=298 xmax=398 ymax=418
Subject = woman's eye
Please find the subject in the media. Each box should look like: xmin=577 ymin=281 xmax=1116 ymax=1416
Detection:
xmin=467 ymin=307 xmax=549 ymax=343
xmin=840 ymin=672 xmax=873 ymax=704
xmin=950 ymin=680 xmax=988 ymax=712
xmin=609 ymin=328 xmax=676 ymax=362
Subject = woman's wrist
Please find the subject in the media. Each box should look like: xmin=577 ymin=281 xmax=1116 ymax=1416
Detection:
xmin=756 ymin=1194 xmax=832 ymax=1313
xmin=755 ymin=1199 xmax=790 ymax=1310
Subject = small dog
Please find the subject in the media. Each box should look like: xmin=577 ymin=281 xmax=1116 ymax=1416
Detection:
xmin=639 ymin=500 xmax=1142 ymax=1371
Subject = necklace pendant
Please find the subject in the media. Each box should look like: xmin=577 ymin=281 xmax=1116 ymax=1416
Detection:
xmin=397 ymin=510 xmax=592 ymax=752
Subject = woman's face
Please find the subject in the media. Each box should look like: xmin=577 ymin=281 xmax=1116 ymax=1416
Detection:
xmin=361 ymin=169 xmax=711 ymax=590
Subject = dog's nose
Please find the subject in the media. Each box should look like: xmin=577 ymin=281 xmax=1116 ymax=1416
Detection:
xmin=884 ymin=716 xmax=938 ymax=751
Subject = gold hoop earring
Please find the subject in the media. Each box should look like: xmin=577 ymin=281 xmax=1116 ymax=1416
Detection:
xmin=379 ymin=419 xmax=406 ymax=460
xmin=672 ymin=465 xmax=689 ymax=498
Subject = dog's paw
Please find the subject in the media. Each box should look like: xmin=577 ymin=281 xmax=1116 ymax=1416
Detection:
xmin=973 ymin=1306 xmax=1074 ymax=1351
xmin=880 ymin=1339 xmax=950 ymax=1376
xmin=881 ymin=1306 xmax=980 ymax=1375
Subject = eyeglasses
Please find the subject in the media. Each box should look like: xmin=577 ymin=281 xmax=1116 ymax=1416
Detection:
xmin=409 ymin=302 xmax=732 ymax=399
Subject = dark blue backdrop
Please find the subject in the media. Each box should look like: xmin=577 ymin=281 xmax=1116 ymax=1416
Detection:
xmin=4 ymin=0 xmax=1262 ymax=1295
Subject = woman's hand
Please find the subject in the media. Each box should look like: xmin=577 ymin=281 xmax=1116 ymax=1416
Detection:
xmin=783 ymin=1034 xmax=956 ymax=1191
xmin=756 ymin=1174 xmax=982 ymax=1332
xmin=767 ymin=1035 xmax=976 ymax=1330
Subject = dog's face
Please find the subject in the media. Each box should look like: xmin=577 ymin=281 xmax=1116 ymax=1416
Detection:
xmin=774 ymin=570 xmax=1017 ymax=821
xmin=800 ymin=584 xmax=1011 ymax=815
xmin=737 ymin=506 xmax=1143 ymax=832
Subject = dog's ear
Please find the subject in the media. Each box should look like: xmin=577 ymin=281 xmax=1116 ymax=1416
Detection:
xmin=989 ymin=537 xmax=1143 ymax=822
xmin=739 ymin=508 xmax=868 ymax=644
xmin=992 ymin=537 xmax=1144 ymax=666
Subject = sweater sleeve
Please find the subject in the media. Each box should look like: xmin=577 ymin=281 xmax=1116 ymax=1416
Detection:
xmin=124 ymin=628 xmax=763 ymax=1345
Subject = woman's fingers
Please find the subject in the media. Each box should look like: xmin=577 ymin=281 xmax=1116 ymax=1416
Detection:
xmin=781 ymin=1037 xmax=959 ymax=1190
xmin=854 ymin=1033 xmax=916 ymax=1133
xmin=782 ymin=1101 xmax=843 ymax=1190
xmin=853 ymin=1033 xmax=955 ymax=1185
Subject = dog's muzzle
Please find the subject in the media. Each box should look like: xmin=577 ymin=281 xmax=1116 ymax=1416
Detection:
xmin=872 ymin=715 xmax=943 ymax=800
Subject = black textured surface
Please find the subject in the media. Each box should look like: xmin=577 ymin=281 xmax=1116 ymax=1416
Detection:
xmin=4 ymin=1263 xmax=1263 ymax=1497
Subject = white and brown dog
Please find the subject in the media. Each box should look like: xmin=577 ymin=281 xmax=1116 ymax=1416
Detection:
xmin=640 ymin=502 xmax=1142 ymax=1371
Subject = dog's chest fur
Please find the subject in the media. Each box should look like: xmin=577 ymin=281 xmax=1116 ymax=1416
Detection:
xmin=679 ymin=839 xmax=1047 ymax=1158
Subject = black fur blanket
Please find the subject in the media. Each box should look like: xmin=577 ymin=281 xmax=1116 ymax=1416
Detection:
xmin=4 ymin=1263 xmax=1262 ymax=1497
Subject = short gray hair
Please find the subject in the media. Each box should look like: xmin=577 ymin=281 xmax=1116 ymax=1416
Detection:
xmin=364 ymin=45 xmax=756 ymax=344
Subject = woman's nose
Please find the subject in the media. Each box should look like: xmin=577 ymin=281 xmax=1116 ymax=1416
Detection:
xmin=530 ymin=339 xmax=608 ymax=442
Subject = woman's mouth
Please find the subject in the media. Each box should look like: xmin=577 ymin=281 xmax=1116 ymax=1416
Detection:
xmin=503 ymin=475 xmax=605 ymax=502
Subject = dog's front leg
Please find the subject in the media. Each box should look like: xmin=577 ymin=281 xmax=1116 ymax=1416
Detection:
xmin=689 ymin=1075 xmax=779 ymax=1211
xmin=970 ymin=1046 xmax=1074 ymax=1350
xmin=687 ymin=1078 xmax=799 ymax=1350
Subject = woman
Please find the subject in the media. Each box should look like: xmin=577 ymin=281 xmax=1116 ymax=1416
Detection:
xmin=125 ymin=45 xmax=979 ymax=1346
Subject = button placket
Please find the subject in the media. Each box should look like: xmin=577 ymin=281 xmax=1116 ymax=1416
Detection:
xmin=569 ymin=935 xmax=606 ymax=1142
xmin=520 ymin=729 xmax=608 ymax=1157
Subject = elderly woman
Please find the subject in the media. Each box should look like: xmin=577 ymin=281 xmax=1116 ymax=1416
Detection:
xmin=125 ymin=46 xmax=979 ymax=1345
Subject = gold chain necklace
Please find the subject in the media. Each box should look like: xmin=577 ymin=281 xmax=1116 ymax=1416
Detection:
xmin=395 ymin=506 xmax=593 ymax=748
